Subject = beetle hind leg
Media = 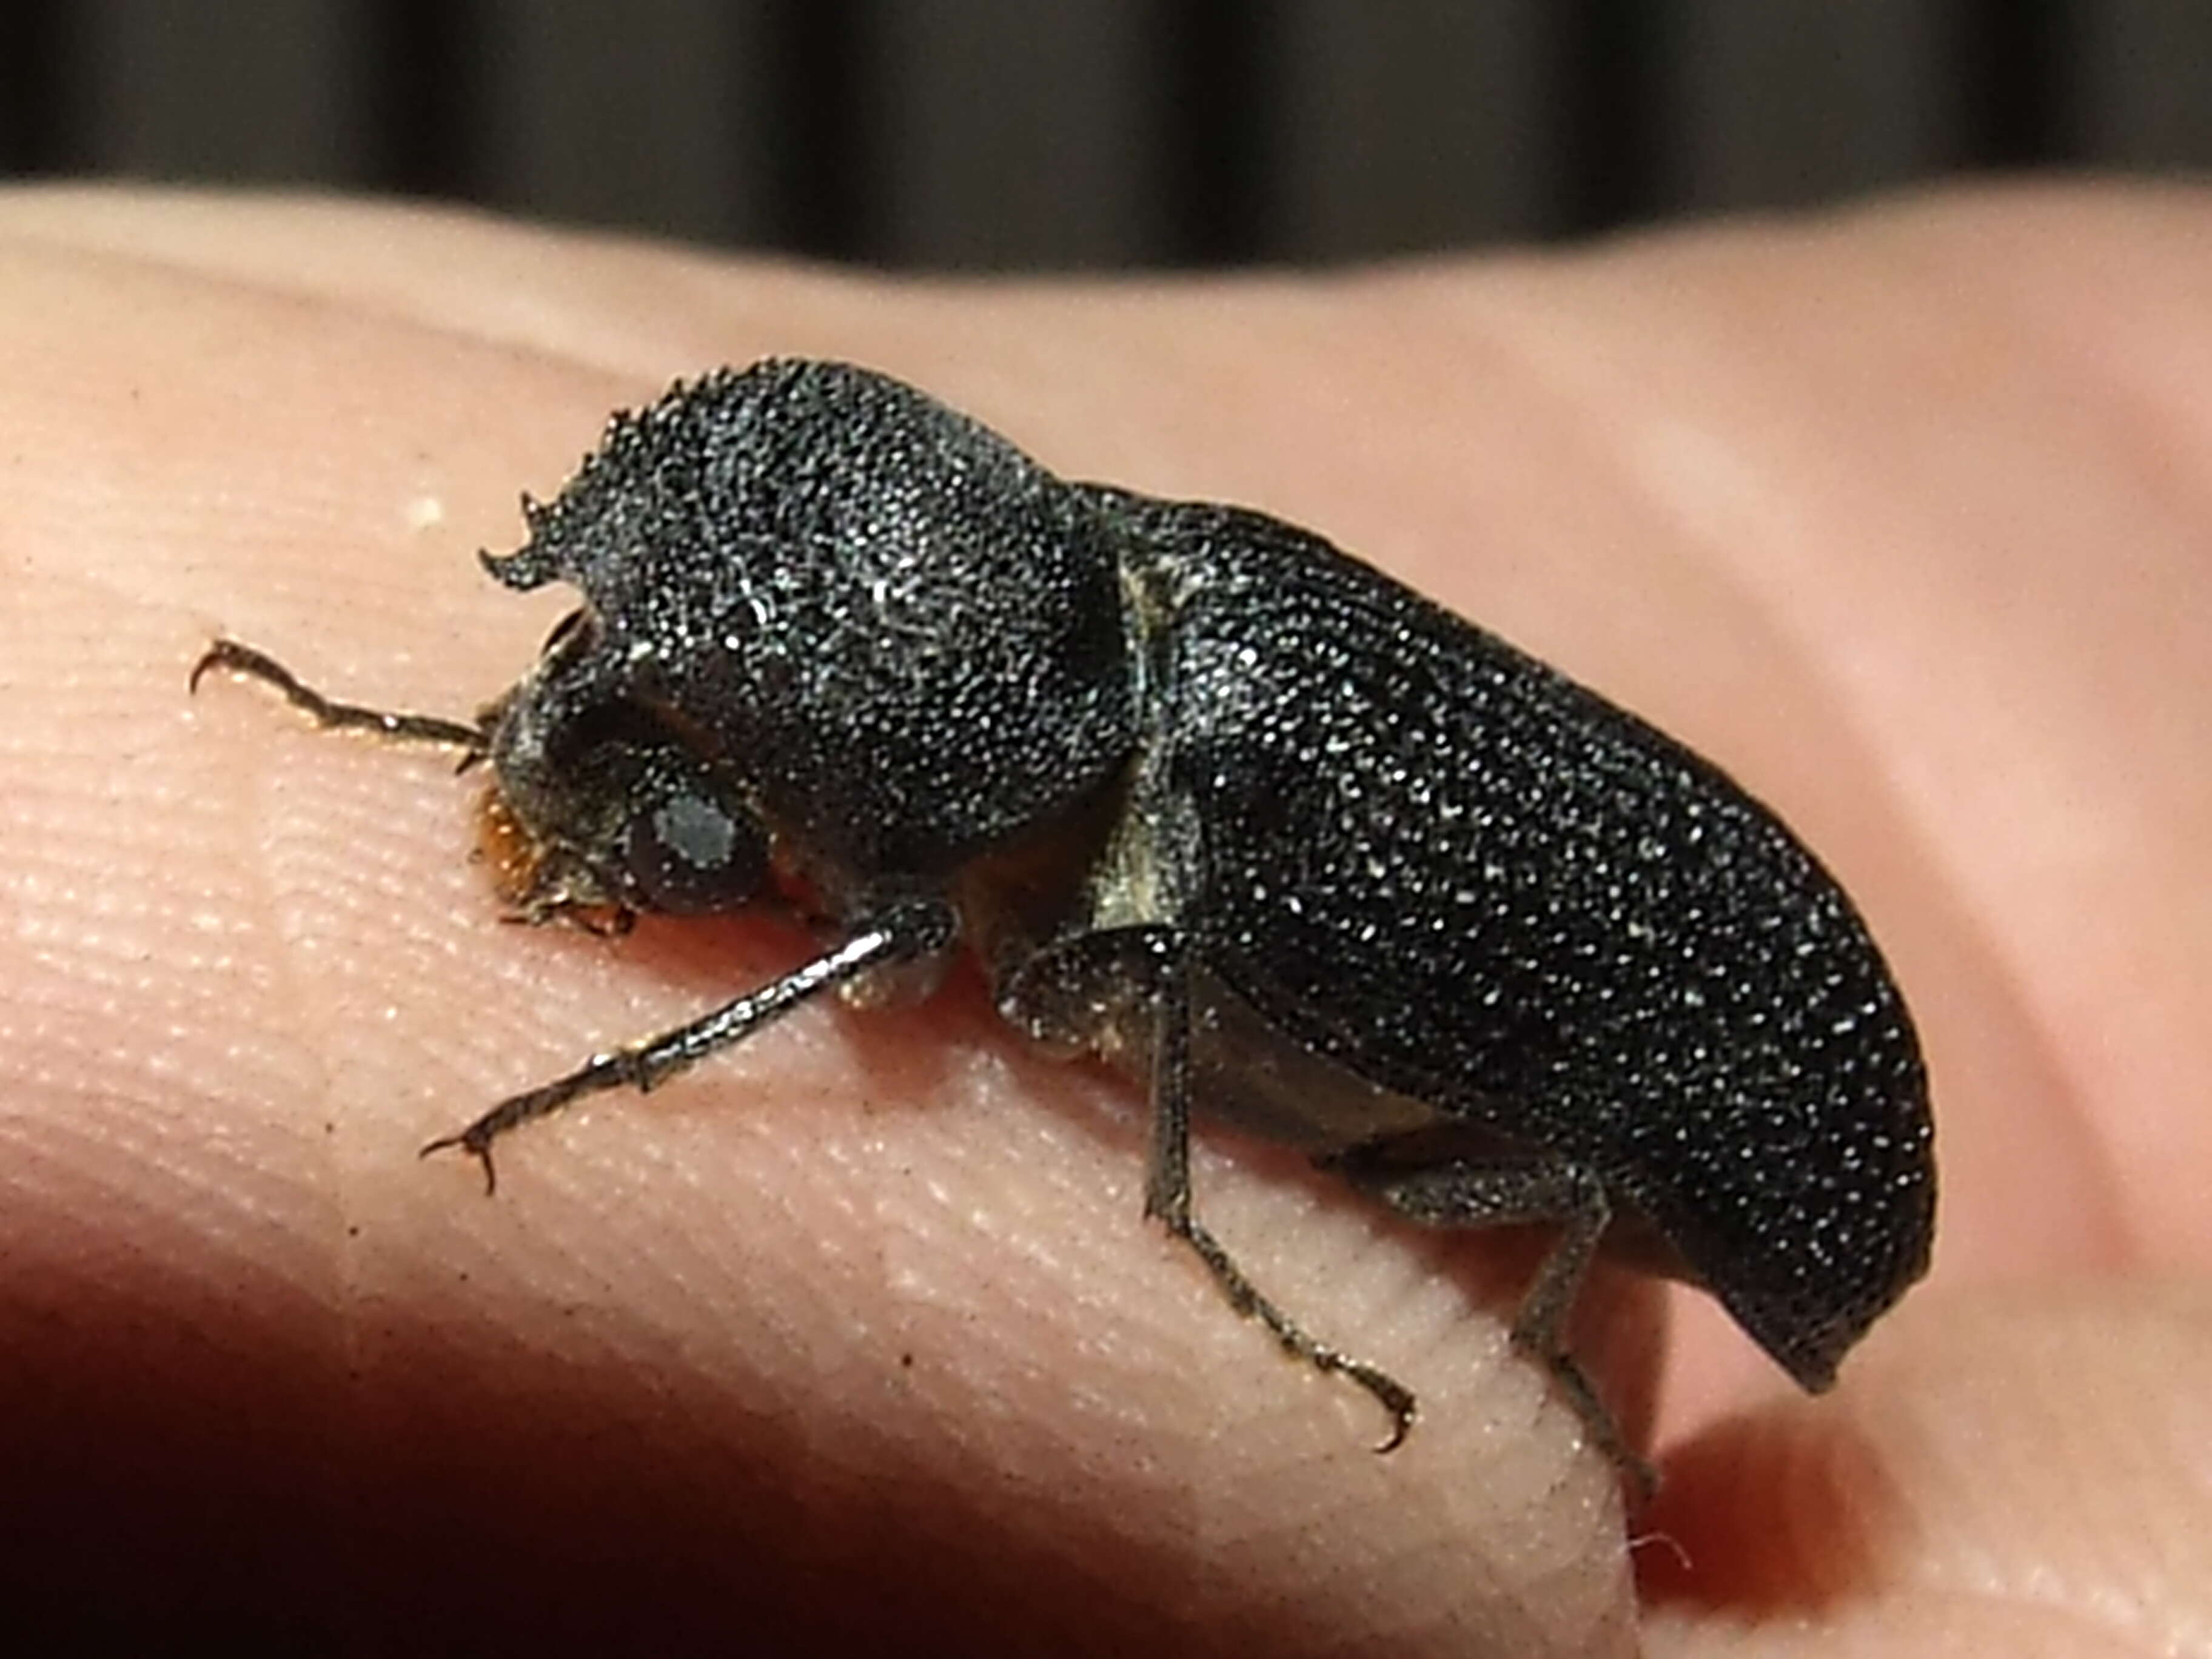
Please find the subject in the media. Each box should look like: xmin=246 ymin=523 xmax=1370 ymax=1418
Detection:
xmin=1328 ymin=1144 xmax=1656 ymax=1496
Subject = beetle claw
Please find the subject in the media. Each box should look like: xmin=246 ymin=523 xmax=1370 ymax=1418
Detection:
xmin=421 ymin=1128 xmax=499 ymax=1197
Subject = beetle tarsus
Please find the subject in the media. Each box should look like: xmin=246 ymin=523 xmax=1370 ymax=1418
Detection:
xmin=1352 ymin=1361 xmax=1418 ymax=1454
xmin=1518 ymin=1338 xmax=1658 ymax=1503
xmin=420 ymin=1128 xmax=500 ymax=1197
xmin=1169 ymin=1209 xmax=1420 ymax=1449
xmin=418 ymin=1048 xmax=647 ymax=1192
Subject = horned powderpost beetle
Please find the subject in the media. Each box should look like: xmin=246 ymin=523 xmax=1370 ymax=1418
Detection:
xmin=193 ymin=357 xmax=1936 ymax=1478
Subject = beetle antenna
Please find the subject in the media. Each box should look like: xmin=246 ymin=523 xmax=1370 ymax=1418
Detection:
xmin=192 ymin=638 xmax=486 ymax=754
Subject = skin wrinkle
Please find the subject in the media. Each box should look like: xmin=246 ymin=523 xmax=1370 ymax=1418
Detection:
xmin=13 ymin=673 xmax=328 ymax=1304
xmin=1888 ymin=196 xmax=2212 ymax=548
xmin=1681 ymin=236 xmax=2199 ymax=1258
xmin=258 ymin=744 xmax=421 ymax=1410
xmin=0 ymin=190 xmax=705 ymax=364
xmin=178 ymin=714 xmax=365 ymax=1405
xmin=76 ymin=190 xmax=902 ymax=391
xmin=1950 ymin=249 xmax=2212 ymax=1252
xmin=2 ymin=217 xmax=651 ymax=429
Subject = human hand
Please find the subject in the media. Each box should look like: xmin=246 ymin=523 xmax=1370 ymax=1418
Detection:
xmin=2 ymin=184 xmax=2204 ymax=1654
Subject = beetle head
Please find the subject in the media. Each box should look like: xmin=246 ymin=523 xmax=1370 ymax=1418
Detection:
xmin=475 ymin=360 xmax=1139 ymax=902
xmin=479 ymin=606 xmax=771 ymax=926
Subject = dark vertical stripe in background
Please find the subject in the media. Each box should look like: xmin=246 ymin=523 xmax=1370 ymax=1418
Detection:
xmin=1956 ymin=0 xmax=2068 ymax=168
xmin=370 ymin=0 xmax=484 ymax=200
xmin=769 ymin=0 xmax=872 ymax=261
xmin=0 ymin=2 xmax=77 ymax=174
xmin=1157 ymin=0 xmax=1279 ymax=264
xmin=1557 ymin=0 xmax=1667 ymax=236
xmin=3 ymin=1 xmax=2211 ymax=267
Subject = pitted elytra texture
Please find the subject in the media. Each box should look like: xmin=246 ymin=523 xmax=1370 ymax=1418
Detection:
xmin=194 ymin=359 xmax=1936 ymax=1482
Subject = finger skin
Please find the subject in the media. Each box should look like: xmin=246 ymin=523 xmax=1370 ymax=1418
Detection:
xmin=1 ymin=183 xmax=2208 ymax=1654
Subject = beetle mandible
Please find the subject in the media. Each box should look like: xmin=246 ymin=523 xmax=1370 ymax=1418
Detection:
xmin=194 ymin=358 xmax=1936 ymax=1478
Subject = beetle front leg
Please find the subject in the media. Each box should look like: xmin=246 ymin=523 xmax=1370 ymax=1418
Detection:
xmin=424 ymin=898 xmax=957 ymax=1193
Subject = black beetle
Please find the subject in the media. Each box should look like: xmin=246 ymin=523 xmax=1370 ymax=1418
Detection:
xmin=194 ymin=357 xmax=1936 ymax=1478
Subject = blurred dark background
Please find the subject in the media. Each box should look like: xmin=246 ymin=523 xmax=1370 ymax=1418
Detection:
xmin=1 ymin=1 xmax=2206 ymax=267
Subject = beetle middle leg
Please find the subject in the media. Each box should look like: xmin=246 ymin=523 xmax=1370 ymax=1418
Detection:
xmin=1148 ymin=942 xmax=1419 ymax=1449
xmin=997 ymin=927 xmax=1418 ymax=1450
xmin=1327 ymin=1141 xmax=1656 ymax=1493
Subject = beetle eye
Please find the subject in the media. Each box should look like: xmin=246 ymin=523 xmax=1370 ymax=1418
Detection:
xmin=622 ymin=788 xmax=768 ymax=914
